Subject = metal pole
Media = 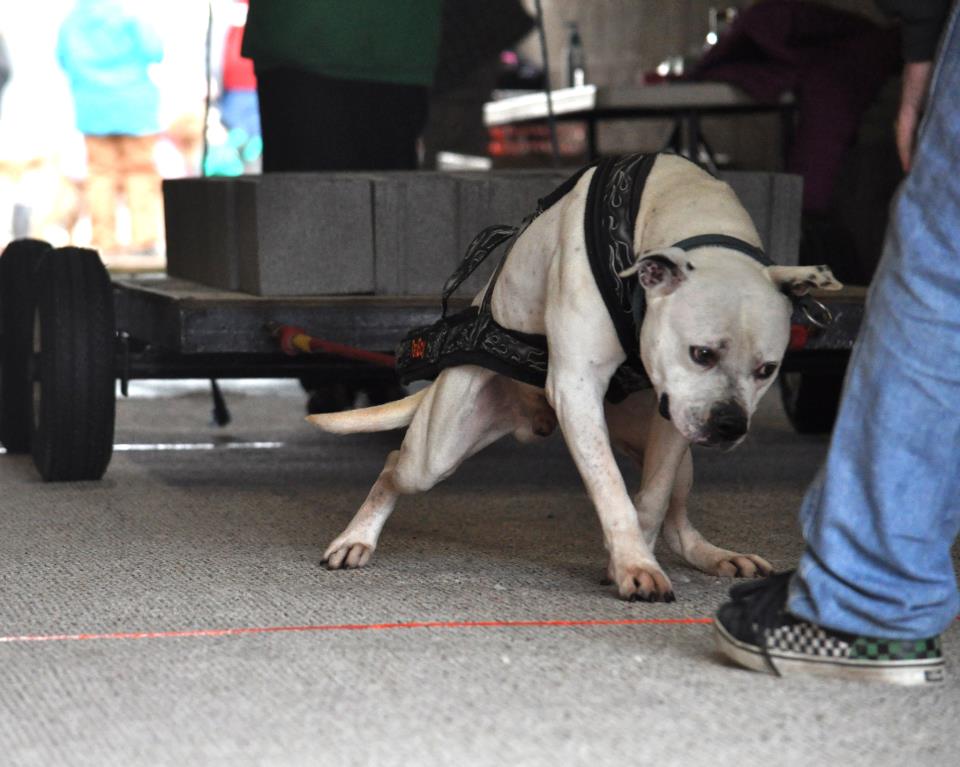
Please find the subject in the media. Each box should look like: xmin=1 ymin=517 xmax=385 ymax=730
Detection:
xmin=201 ymin=0 xmax=213 ymax=177
xmin=533 ymin=0 xmax=561 ymax=166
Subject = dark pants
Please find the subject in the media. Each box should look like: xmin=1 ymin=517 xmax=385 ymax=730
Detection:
xmin=255 ymin=67 xmax=429 ymax=172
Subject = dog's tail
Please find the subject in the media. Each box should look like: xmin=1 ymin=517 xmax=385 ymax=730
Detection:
xmin=305 ymin=387 xmax=428 ymax=434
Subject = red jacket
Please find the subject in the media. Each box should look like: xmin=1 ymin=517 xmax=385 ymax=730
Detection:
xmin=223 ymin=1 xmax=257 ymax=92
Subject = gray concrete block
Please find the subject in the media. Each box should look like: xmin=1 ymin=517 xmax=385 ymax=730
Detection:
xmin=456 ymin=169 xmax=571 ymax=249
xmin=373 ymin=170 xmax=573 ymax=296
xmin=164 ymin=169 xmax=799 ymax=299
xmin=488 ymin=170 xmax=572 ymax=230
xmin=454 ymin=170 xmax=571 ymax=296
xmin=163 ymin=177 xmax=244 ymax=290
xmin=721 ymin=172 xmax=803 ymax=266
xmin=237 ymin=173 xmax=376 ymax=296
xmin=372 ymin=172 xmax=459 ymax=296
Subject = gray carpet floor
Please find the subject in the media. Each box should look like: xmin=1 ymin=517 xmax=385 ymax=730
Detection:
xmin=0 ymin=381 xmax=956 ymax=766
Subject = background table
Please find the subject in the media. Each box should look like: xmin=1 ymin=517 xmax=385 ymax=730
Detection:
xmin=484 ymin=82 xmax=795 ymax=170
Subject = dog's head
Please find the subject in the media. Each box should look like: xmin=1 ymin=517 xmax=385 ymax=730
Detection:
xmin=621 ymin=248 xmax=841 ymax=446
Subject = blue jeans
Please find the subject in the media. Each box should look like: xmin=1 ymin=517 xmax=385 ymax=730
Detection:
xmin=220 ymin=89 xmax=262 ymax=142
xmin=788 ymin=5 xmax=960 ymax=640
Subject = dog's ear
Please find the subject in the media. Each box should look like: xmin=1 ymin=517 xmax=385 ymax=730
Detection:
xmin=766 ymin=265 xmax=843 ymax=296
xmin=620 ymin=247 xmax=688 ymax=298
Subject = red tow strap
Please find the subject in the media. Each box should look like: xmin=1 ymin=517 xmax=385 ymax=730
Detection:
xmin=267 ymin=322 xmax=396 ymax=368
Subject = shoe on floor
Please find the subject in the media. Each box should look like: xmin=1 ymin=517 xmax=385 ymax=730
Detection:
xmin=714 ymin=570 xmax=945 ymax=686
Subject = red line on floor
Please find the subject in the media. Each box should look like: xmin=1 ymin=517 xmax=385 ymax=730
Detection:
xmin=0 ymin=617 xmax=714 ymax=644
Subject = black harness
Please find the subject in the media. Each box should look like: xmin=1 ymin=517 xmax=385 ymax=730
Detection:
xmin=394 ymin=152 xmax=774 ymax=402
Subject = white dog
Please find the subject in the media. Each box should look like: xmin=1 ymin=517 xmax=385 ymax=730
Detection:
xmin=308 ymin=153 xmax=841 ymax=601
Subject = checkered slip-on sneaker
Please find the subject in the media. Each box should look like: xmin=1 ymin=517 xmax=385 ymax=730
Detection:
xmin=714 ymin=570 xmax=945 ymax=686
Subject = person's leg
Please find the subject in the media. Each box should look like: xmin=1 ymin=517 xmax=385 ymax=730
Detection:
xmin=787 ymin=8 xmax=960 ymax=640
xmin=83 ymin=135 xmax=119 ymax=254
xmin=256 ymin=67 xmax=427 ymax=172
xmin=342 ymin=78 xmax=429 ymax=170
xmin=256 ymin=67 xmax=352 ymax=172
xmin=119 ymin=134 xmax=161 ymax=253
xmin=714 ymin=6 xmax=959 ymax=685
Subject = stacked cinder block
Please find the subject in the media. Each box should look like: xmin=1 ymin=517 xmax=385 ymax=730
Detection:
xmin=162 ymin=168 xmax=801 ymax=297
xmin=162 ymin=176 xmax=250 ymax=291
xmin=165 ymin=173 xmax=378 ymax=296
xmin=236 ymin=173 xmax=377 ymax=296
xmin=374 ymin=170 xmax=570 ymax=296
xmin=453 ymin=170 xmax=571 ymax=295
xmin=371 ymin=171 xmax=461 ymax=296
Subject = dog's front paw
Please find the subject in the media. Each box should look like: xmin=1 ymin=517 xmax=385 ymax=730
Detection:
xmin=608 ymin=558 xmax=675 ymax=602
xmin=709 ymin=552 xmax=773 ymax=579
xmin=324 ymin=537 xmax=375 ymax=570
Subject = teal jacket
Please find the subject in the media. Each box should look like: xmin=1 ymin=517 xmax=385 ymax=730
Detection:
xmin=242 ymin=0 xmax=442 ymax=87
xmin=57 ymin=0 xmax=164 ymax=135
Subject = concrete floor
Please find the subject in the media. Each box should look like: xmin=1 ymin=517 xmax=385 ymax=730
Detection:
xmin=0 ymin=380 xmax=957 ymax=766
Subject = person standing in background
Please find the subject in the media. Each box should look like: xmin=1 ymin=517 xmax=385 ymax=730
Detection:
xmin=0 ymin=31 xmax=10 ymax=115
xmin=421 ymin=0 xmax=533 ymax=169
xmin=57 ymin=0 xmax=164 ymax=256
xmin=242 ymin=0 xmax=442 ymax=172
xmin=215 ymin=0 xmax=261 ymax=174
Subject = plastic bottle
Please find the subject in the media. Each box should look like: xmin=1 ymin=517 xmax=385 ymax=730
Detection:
xmin=565 ymin=22 xmax=586 ymax=88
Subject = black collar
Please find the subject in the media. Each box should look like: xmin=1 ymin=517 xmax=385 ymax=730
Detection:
xmin=670 ymin=233 xmax=772 ymax=266
xmin=629 ymin=234 xmax=773 ymax=330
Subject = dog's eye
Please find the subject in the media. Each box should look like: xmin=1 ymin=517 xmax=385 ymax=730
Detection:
xmin=755 ymin=362 xmax=778 ymax=380
xmin=689 ymin=346 xmax=717 ymax=367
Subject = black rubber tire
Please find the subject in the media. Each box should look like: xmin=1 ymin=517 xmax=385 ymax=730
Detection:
xmin=0 ymin=239 xmax=52 ymax=453
xmin=779 ymin=367 xmax=847 ymax=435
xmin=30 ymin=247 xmax=116 ymax=481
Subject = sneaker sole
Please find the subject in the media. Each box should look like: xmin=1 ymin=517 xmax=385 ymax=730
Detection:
xmin=714 ymin=619 xmax=945 ymax=686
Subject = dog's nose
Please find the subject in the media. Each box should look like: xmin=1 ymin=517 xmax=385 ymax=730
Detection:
xmin=707 ymin=401 xmax=748 ymax=442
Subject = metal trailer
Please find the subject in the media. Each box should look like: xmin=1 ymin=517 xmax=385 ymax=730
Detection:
xmin=0 ymin=238 xmax=863 ymax=483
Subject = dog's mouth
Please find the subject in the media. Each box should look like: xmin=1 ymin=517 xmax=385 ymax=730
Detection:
xmin=657 ymin=392 xmax=672 ymax=421
xmin=671 ymin=398 xmax=751 ymax=448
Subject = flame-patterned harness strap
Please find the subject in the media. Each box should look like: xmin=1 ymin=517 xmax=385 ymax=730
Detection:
xmin=439 ymin=224 xmax=519 ymax=319
xmin=394 ymin=155 xmax=660 ymax=400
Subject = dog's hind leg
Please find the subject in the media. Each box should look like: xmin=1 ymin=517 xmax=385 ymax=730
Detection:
xmin=660 ymin=448 xmax=773 ymax=578
xmin=324 ymin=366 xmax=519 ymax=570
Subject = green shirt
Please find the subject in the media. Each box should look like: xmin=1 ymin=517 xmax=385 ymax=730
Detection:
xmin=242 ymin=0 xmax=442 ymax=87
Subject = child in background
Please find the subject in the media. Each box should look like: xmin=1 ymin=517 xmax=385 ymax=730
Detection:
xmin=57 ymin=0 xmax=164 ymax=256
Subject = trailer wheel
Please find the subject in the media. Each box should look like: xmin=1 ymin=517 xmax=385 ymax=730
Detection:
xmin=779 ymin=367 xmax=847 ymax=435
xmin=0 ymin=239 xmax=52 ymax=453
xmin=31 ymin=247 xmax=116 ymax=481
